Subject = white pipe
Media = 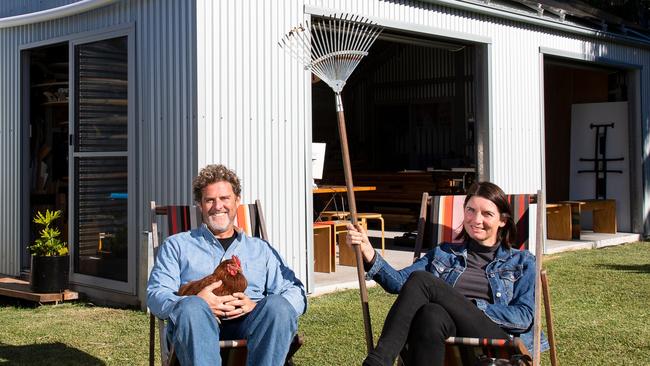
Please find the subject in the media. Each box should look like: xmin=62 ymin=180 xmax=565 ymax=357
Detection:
xmin=0 ymin=0 xmax=118 ymax=29
xmin=420 ymin=0 xmax=650 ymax=48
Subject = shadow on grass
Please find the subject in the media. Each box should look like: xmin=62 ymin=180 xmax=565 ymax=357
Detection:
xmin=598 ymin=264 xmax=650 ymax=274
xmin=0 ymin=342 xmax=105 ymax=365
xmin=0 ymin=296 xmax=40 ymax=308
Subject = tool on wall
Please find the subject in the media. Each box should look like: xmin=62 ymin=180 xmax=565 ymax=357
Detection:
xmin=578 ymin=123 xmax=623 ymax=199
xmin=279 ymin=14 xmax=383 ymax=352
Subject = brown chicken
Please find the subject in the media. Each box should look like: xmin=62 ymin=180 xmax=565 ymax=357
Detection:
xmin=177 ymin=255 xmax=248 ymax=296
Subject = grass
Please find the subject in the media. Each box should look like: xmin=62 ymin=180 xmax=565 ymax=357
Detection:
xmin=538 ymin=242 xmax=650 ymax=365
xmin=0 ymin=303 xmax=148 ymax=365
xmin=0 ymin=241 xmax=649 ymax=365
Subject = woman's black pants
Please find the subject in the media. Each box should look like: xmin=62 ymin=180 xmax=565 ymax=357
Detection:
xmin=364 ymin=271 xmax=508 ymax=366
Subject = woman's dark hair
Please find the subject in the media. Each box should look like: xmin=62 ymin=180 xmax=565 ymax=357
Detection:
xmin=456 ymin=181 xmax=517 ymax=248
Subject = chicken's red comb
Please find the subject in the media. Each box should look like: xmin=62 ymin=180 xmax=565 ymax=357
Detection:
xmin=231 ymin=255 xmax=241 ymax=268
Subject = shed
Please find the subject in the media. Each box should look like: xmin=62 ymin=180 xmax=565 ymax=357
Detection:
xmin=1 ymin=0 xmax=648 ymax=306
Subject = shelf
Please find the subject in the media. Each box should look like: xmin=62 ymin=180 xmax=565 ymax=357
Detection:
xmin=41 ymin=101 xmax=68 ymax=106
xmin=79 ymin=98 xmax=127 ymax=106
xmin=32 ymin=82 xmax=68 ymax=88
xmin=81 ymin=77 xmax=127 ymax=86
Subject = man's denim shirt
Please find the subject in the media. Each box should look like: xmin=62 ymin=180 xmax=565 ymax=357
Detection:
xmin=366 ymin=241 xmax=549 ymax=355
xmin=147 ymin=225 xmax=307 ymax=323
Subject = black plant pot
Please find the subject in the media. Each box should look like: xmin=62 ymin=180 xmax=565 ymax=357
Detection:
xmin=30 ymin=255 xmax=70 ymax=293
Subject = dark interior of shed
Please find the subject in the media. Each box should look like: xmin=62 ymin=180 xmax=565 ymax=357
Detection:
xmin=312 ymin=31 xmax=480 ymax=231
xmin=25 ymin=43 xmax=70 ymax=261
xmin=543 ymin=57 xmax=628 ymax=203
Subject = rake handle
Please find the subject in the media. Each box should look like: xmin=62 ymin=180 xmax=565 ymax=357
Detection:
xmin=336 ymin=93 xmax=374 ymax=353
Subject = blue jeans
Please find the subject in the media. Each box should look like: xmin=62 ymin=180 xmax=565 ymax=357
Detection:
xmin=167 ymin=295 xmax=299 ymax=366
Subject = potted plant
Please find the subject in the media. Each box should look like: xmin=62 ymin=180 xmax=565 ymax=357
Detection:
xmin=28 ymin=209 xmax=70 ymax=293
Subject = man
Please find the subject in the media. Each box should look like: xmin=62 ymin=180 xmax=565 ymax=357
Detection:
xmin=147 ymin=164 xmax=306 ymax=366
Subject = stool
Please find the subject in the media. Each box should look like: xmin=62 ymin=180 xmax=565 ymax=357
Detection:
xmin=546 ymin=203 xmax=572 ymax=240
xmin=313 ymin=223 xmax=335 ymax=273
xmin=582 ymin=199 xmax=617 ymax=233
xmin=357 ymin=213 xmax=385 ymax=256
xmin=317 ymin=220 xmax=351 ymax=252
xmin=338 ymin=220 xmax=367 ymax=267
xmin=558 ymin=201 xmax=585 ymax=239
xmin=319 ymin=210 xmax=350 ymax=221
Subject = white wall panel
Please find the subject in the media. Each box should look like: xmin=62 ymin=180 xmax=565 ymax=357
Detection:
xmin=196 ymin=0 xmax=312 ymax=290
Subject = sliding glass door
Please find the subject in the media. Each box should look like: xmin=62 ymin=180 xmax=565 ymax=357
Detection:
xmin=69 ymin=32 xmax=134 ymax=292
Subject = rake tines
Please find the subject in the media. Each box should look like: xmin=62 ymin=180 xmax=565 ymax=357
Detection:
xmin=278 ymin=14 xmax=383 ymax=93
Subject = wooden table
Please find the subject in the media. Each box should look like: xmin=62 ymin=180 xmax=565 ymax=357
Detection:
xmin=312 ymin=185 xmax=377 ymax=194
xmin=313 ymin=185 xmax=376 ymax=221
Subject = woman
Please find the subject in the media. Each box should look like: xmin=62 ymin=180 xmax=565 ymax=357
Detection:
xmin=346 ymin=182 xmax=546 ymax=366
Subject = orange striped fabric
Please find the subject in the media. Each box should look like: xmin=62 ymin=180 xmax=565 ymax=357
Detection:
xmin=430 ymin=194 xmax=531 ymax=249
xmin=437 ymin=195 xmax=466 ymax=244
xmin=163 ymin=204 xmax=260 ymax=238
xmin=235 ymin=205 xmax=252 ymax=236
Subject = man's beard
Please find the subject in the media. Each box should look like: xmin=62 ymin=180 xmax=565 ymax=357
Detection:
xmin=205 ymin=212 xmax=234 ymax=235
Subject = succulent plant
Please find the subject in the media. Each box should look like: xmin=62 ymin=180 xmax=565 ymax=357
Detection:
xmin=28 ymin=209 xmax=69 ymax=257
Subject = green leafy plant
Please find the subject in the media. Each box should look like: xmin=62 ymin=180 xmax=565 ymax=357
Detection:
xmin=28 ymin=209 xmax=69 ymax=257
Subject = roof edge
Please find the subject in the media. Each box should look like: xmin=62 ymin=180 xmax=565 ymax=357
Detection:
xmin=0 ymin=0 xmax=119 ymax=29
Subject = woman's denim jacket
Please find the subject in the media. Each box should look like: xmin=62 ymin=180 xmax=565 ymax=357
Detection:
xmin=366 ymin=241 xmax=549 ymax=355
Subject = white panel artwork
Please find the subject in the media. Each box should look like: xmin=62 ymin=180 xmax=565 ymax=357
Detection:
xmin=570 ymin=102 xmax=630 ymax=232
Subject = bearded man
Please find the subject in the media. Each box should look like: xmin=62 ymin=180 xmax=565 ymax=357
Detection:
xmin=147 ymin=164 xmax=306 ymax=366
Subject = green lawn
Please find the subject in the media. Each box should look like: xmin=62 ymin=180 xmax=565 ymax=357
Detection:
xmin=1 ymin=241 xmax=649 ymax=365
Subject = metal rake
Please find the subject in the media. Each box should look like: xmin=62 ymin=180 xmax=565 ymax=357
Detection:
xmin=280 ymin=13 xmax=384 ymax=352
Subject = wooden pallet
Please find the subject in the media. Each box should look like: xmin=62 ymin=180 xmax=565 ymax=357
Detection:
xmin=0 ymin=276 xmax=78 ymax=304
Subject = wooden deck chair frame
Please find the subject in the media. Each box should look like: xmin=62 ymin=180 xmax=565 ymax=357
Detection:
xmin=404 ymin=191 xmax=558 ymax=366
xmin=147 ymin=200 xmax=302 ymax=366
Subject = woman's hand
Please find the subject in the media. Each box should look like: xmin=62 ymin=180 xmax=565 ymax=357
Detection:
xmin=346 ymin=223 xmax=376 ymax=263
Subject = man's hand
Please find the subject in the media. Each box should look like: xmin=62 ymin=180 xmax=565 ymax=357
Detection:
xmin=196 ymin=281 xmax=236 ymax=319
xmin=223 ymin=292 xmax=256 ymax=320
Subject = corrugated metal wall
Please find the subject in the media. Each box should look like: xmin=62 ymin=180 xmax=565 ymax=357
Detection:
xmin=0 ymin=0 xmax=196 ymax=289
xmin=195 ymin=0 xmax=650 ymax=283
xmin=195 ymin=0 xmax=312 ymax=289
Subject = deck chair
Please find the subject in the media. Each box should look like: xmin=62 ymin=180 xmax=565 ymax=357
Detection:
xmin=147 ymin=200 xmax=303 ymax=366
xmin=404 ymin=192 xmax=558 ymax=366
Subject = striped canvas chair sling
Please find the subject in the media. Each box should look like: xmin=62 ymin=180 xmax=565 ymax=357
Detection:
xmin=159 ymin=202 xmax=267 ymax=240
xmin=415 ymin=194 xmax=532 ymax=260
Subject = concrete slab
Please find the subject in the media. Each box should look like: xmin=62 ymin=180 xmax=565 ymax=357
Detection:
xmin=545 ymin=231 xmax=640 ymax=254
xmin=312 ymin=239 xmax=414 ymax=297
